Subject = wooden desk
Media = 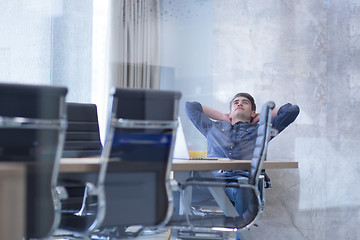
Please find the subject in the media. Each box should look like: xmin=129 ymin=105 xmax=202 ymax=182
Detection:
xmin=60 ymin=157 xmax=298 ymax=172
xmin=0 ymin=158 xmax=297 ymax=240
xmin=171 ymin=158 xmax=298 ymax=171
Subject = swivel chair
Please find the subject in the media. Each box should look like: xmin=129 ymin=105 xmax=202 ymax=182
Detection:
xmin=92 ymin=88 xmax=181 ymax=239
xmin=62 ymin=102 xmax=102 ymax=158
xmin=0 ymin=83 xmax=67 ymax=239
xmin=54 ymin=103 xmax=106 ymax=239
xmin=57 ymin=103 xmax=103 ymax=236
xmin=168 ymin=101 xmax=276 ymax=240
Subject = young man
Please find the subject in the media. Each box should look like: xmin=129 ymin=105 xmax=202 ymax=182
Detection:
xmin=184 ymin=93 xmax=300 ymax=240
xmin=185 ymin=93 xmax=300 ymax=160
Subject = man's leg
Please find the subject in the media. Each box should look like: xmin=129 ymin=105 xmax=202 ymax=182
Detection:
xmin=225 ymin=186 xmax=256 ymax=240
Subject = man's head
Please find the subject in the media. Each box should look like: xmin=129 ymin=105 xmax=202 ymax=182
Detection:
xmin=229 ymin=93 xmax=257 ymax=122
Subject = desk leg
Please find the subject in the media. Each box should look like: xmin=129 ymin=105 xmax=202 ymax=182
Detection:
xmin=197 ymin=171 xmax=239 ymax=217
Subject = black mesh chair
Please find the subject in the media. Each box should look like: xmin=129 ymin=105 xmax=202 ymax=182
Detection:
xmin=168 ymin=101 xmax=276 ymax=240
xmin=62 ymin=102 xmax=102 ymax=158
xmin=56 ymin=103 xmax=103 ymax=237
xmin=0 ymin=83 xmax=67 ymax=239
xmin=91 ymin=88 xmax=181 ymax=239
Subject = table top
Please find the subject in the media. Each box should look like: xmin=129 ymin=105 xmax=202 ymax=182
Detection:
xmin=171 ymin=158 xmax=298 ymax=171
xmin=59 ymin=157 xmax=298 ymax=172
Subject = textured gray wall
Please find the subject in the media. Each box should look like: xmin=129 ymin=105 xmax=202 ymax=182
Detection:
xmin=161 ymin=0 xmax=360 ymax=239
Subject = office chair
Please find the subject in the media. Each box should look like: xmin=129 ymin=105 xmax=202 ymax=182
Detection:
xmin=62 ymin=103 xmax=103 ymax=158
xmin=55 ymin=103 xmax=103 ymax=236
xmin=54 ymin=103 xmax=105 ymax=239
xmin=0 ymin=83 xmax=67 ymax=239
xmin=168 ymin=101 xmax=276 ymax=240
xmin=91 ymin=88 xmax=181 ymax=239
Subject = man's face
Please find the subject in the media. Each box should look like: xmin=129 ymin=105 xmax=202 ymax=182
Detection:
xmin=230 ymin=96 xmax=256 ymax=121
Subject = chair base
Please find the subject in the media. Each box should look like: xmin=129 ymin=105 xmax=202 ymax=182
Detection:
xmin=90 ymin=225 xmax=145 ymax=240
xmin=52 ymin=230 xmax=92 ymax=240
xmin=169 ymin=228 xmax=254 ymax=240
xmin=170 ymin=229 xmax=232 ymax=240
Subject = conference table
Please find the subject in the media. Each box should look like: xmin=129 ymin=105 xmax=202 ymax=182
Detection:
xmin=59 ymin=157 xmax=298 ymax=172
xmin=60 ymin=157 xmax=298 ymax=236
xmin=0 ymin=158 xmax=297 ymax=239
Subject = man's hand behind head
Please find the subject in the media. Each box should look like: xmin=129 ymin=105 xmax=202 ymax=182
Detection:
xmin=251 ymin=113 xmax=260 ymax=123
xmin=223 ymin=113 xmax=232 ymax=124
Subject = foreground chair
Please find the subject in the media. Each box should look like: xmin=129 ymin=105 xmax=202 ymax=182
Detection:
xmin=0 ymin=83 xmax=67 ymax=239
xmin=168 ymin=101 xmax=276 ymax=240
xmin=91 ymin=88 xmax=181 ymax=239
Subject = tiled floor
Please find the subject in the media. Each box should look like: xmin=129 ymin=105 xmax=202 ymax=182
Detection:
xmin=53 ymin=229 xmax=170 ymax=240
xmin=137 ymin=230 xmax=169 ymax=240
xmin=136 ymin=229 xmax=237 ymax=240
xmin=55 ymin=228 xmax=237 ymax=239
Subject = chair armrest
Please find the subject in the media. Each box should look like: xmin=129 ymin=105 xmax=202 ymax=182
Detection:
xmin=170 ymin=179 xmax=181 ymax=192
xmin=85 ymin=182 xmax=97 ymax=195
xmin=56 ymin=186 xmax=69 ymax=200
xmin=263 ymin=172 xmax=272 ymax=189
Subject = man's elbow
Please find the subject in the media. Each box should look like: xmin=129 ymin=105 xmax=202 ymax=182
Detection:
xmin=288 ymin=104 xmax=300 ymax=122
xmin=185 ymin=101 xmax=202 ymax=112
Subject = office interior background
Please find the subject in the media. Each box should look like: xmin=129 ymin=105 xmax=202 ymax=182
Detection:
xmin=1 ymin=0 xmax=359 ymax=239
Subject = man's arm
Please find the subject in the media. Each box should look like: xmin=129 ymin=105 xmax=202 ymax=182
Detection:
xmin=185 ymin=101 xmax=214 ymax=137
xmin=201 ymin=104 xmax=231 ymax=123
xmin=271 ymin=103 xmax=300 ymax=133
xmin=251 ymin=107 xmax=279 ymax=123
xmin=185 ymin=101 xmax=232 ymax=137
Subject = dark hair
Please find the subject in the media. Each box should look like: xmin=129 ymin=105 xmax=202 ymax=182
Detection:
xmin=230 ymin=93 xmax=256 ymax=112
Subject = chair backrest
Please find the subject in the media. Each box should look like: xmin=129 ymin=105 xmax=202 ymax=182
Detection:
xmin=98 ymin=88 xmax=181 ymax=231
xmin=62 ymin=102 xmax=102 ymax=158
xmin=248 ymin=101 xmax=275 ymax=186
xmin=0 ymin=83 xmax=67 ymax=239
xmin=57 ymin=102 xmax=103 ymax=234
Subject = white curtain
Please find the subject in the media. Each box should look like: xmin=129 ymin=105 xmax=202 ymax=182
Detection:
xmin=107 ymin=0 xmax=161 ymax=89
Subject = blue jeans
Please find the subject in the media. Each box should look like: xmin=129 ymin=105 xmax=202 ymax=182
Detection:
xmin=224 ymin=186 xmax=254 ymax=240
xmin=213 ymin=171 xmax=256 ymax=240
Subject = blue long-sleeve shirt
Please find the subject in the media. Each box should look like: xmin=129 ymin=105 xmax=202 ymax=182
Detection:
xmin=185 ymin=101 xmax=300 ymax=160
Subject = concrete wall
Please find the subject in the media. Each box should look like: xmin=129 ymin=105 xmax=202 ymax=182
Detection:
xmin=160 ymin=0 xmax=360 ymax=239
